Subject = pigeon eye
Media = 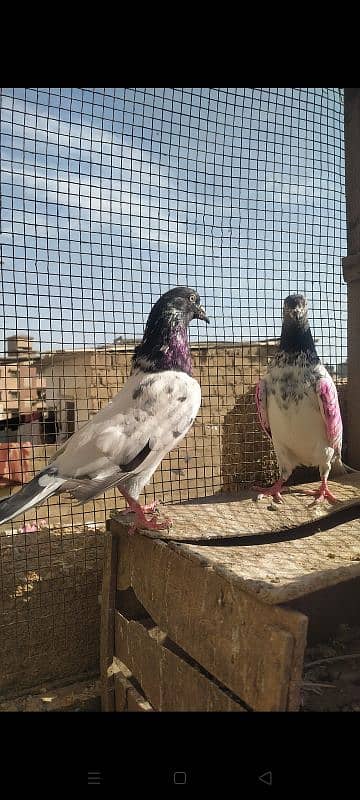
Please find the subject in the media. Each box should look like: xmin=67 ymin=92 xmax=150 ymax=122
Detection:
xmin=189 ymin=294 xmax=196 ymax=303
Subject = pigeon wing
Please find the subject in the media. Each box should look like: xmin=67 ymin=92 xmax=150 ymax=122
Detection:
xmin=255 ymin=378 xmax=272 ymax=439
xmin=316 ymin=374 xmax=343 ymax=455
xmin=53 ymin=370 xmax=201 ymax=503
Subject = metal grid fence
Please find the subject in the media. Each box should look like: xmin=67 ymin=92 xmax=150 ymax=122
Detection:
xmin=0 ymin=87 xmax=347 ymax=694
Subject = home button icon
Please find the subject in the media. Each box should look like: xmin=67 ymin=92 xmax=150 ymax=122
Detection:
xmin=173 ymin=771 xmax=187 ymax=784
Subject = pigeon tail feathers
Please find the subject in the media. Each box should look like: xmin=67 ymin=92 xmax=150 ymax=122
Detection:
xmin=0 ymin=469 xmax=65 ymax=526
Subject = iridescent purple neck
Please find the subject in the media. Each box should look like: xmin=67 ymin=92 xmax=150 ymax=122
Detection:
xmin=160 ymin=325 xmax=192 ymax=375
xmin=132 ymin=320 xmax=193 ymax=375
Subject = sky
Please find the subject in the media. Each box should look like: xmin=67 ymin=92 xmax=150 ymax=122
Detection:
xmin=0 ymin=87 xmax=347 ymax=367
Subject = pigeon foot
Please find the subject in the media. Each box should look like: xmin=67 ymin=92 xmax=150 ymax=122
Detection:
xmin=253 ymin=479 xmax=288 ymax=504
xmin=118 ymin=499 xmax=160 ymax=516
xmin=301 ymin=479 xmax=338 ymax=506
xmin=116 ymin=487 xmax=171 ymax=533
xmin=128 ymin=510 xmax=173 ymax=535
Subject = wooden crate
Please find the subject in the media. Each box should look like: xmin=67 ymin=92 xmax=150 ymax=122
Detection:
xmin=101 ymin=473 xmax=360 ymax=712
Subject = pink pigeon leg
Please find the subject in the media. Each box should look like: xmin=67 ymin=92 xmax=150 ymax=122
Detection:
xmin=116 ymin=487 xmax=172 ymax=533
xmin=253 ymin=478 xmax=289 ymax=504
xmin=299 ymin=477 xmax=338 ymax=505
xmin=117 ymin=499 xmax=159 ymax=516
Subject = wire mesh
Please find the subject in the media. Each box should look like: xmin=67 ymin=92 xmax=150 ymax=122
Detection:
xmin=0 ymin=87 xmax=347 ymax=694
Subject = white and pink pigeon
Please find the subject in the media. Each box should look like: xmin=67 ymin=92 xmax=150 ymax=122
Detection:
xmin=254 ymin=294 xmax=345 ymax=505
xmin=0 ymin=288 xmax=209 ymax=534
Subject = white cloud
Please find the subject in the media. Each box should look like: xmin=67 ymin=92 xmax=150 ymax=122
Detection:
xmin=1 ymin=98 xmax=212 ymax=255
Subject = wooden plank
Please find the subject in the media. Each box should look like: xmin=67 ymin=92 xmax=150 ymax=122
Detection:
xmin=127 ymin=691 xmax=154 ymax=712
xmin=115 ymin=610 xmax=247 ymax=712
xmin=114 ymin=528 xmax=307 ymax=711
xmin=114 ymin=662 xmax=154 ymax=712
xmin=100 ymin=524 xmax=119 ymax=711
xmin=111 ymin=472 xmax=360 ymax=545
xmin=110 ymin=474 xmax=360 ymax=607
xmin=0 ymin=678 xmax=101 ymax=712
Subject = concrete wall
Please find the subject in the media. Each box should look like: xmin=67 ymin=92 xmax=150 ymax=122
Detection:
xmin=0 ymin=362 xmax=45 ymax=420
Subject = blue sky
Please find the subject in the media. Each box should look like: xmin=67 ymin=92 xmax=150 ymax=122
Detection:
xmin=0 ymin=88 xmax=347 ymax=367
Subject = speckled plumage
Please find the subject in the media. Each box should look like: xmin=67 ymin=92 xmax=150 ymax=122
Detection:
xmin=0 ymin=287 xmax=209 ymax=529
xmin=255 ymin=294 xmax=344 ymax=503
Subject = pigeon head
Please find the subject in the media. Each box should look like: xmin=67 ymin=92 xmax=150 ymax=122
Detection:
xmin=132 ymin=287 xmax=209 ymax=375
xmin=148 ymin=287 xmax=210 ymax=328
xmin=283 ymin=294 xmax=308 ymax=325
xmin=280 ymin=293 xmax=319 ymax=362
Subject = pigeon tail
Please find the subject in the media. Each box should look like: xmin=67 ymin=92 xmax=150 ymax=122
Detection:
xmin=330 ymin=458 xmax=357 ymax=477
xmin=0 ymin=468 xmax=65 ymax=526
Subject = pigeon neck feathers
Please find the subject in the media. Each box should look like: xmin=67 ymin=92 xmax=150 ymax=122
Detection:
xmin=279 ymin=315 xmax=319 ymax=365
xmin=132 ymin=311 xmax=192 ymax=375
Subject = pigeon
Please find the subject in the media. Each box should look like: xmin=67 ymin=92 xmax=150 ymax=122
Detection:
xmin=255 ymin=293 xmax=344 ymax=504
xmin=0 ymin=287 xmax=209 ymax=532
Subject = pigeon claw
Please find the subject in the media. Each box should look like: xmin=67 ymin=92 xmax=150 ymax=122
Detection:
xmin=129 ymin=512 xmax=173 ymax=535
xmin=254 ymin=480 xmax=287 ymax=504
xmin=119 ymin=500 xmax=160 ymax=516
xmin=141 ymin=500 xmax=160 ymax=514
xmin=115 ymin=489 xmax=171 ymax=534
xmin=304 ymin=480 xmax=338 ymax=506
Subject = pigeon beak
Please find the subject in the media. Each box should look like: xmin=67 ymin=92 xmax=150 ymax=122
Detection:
xmin=195 ymin=304 xmax=210 ymax=324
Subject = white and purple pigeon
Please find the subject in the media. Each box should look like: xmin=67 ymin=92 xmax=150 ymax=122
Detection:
xmin=255 ymin=293 xmax=345 ymax=505
xmin=0 ymin=287 xmax=209 ymax=532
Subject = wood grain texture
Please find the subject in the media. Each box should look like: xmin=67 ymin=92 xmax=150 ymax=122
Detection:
xmin=114 ymin=661 xmax=154 ymax=712
xmin=115 ymin=610 xmax=247 ymax=711
xmin=112 ymin=480 xmax=360 ymax=605
xmin=111 ymin=472 xmax=360 ymax=545
xmin=115 ymin=530 xmax=307 ymax=711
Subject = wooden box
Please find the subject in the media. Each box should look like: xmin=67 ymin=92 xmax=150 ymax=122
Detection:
xmin=101 ymin=475 xmax=360 ymax=712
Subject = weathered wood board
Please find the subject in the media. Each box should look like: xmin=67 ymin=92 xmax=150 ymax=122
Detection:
xmin=115 ymin=531 xmax=307 ymax=712
xmin=114 ymin=660 xmax=154 ymax=712
xmin=115 ymin=610 xmax=247 ymax=711
xmin=111 ymin=472 xmax=360 ymax=543
xmin=102 ymin=475 xmax=360 ymax=712
xmin=111 ymin=474 xmax=360 ymax=606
